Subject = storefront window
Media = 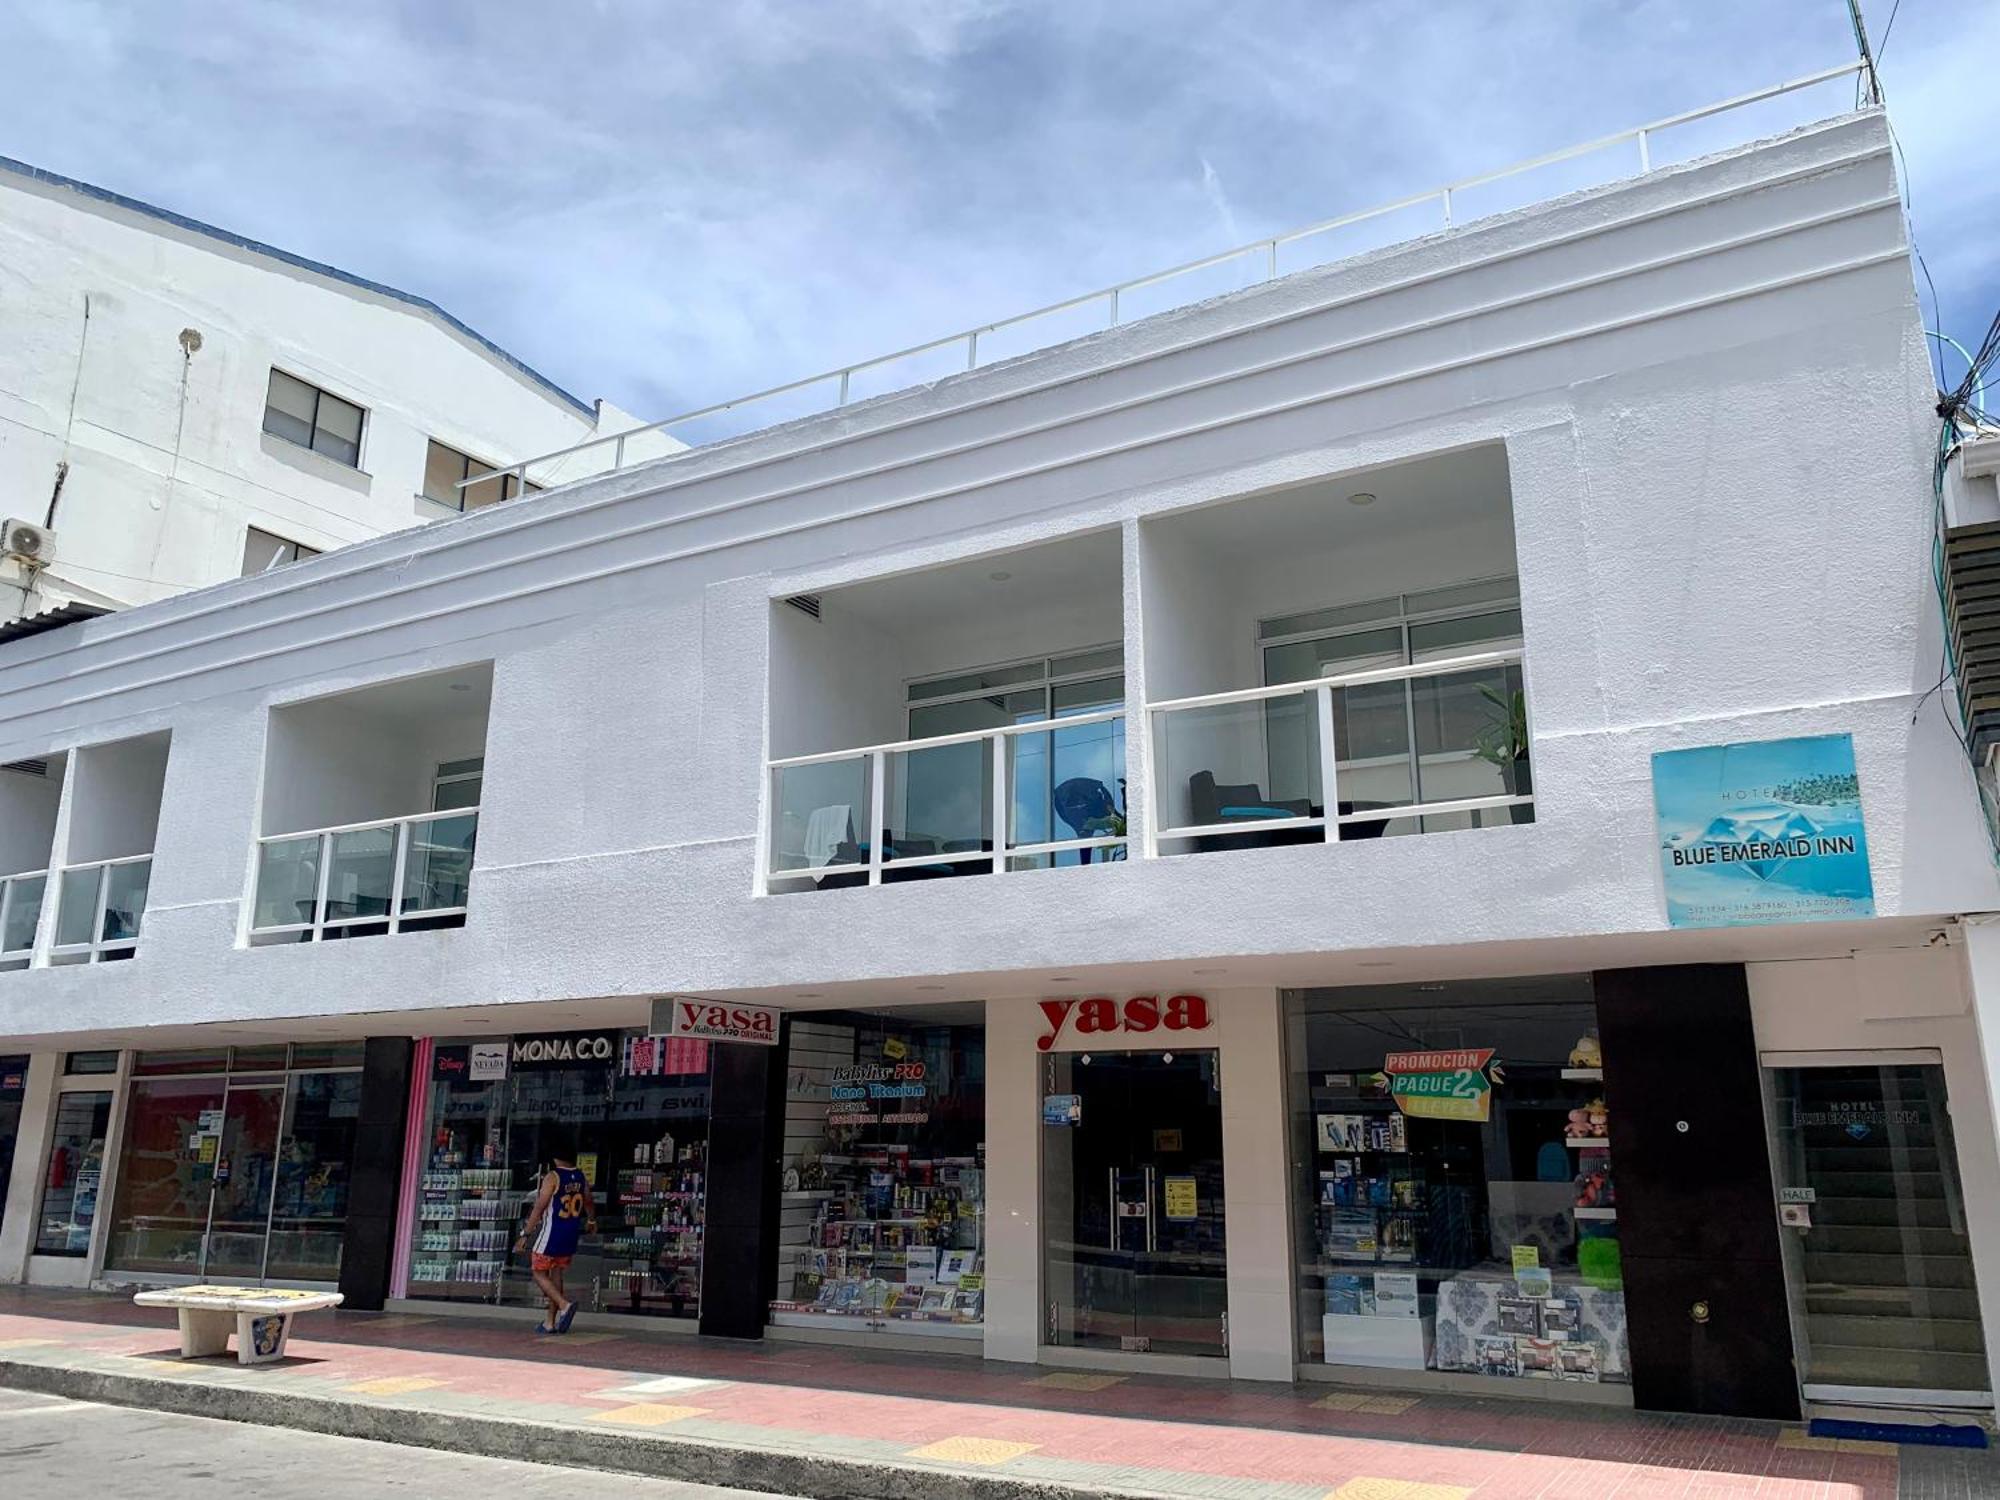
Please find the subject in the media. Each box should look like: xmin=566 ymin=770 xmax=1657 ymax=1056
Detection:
xmin=37 ymin=1090 xmax=113 ymax=1256
xmin=0 ymin=1058 xmax=28 ymax=1243
xmin=768 ymin=1009 xmax=985 ymax=1339
xmin=104 ymin=1047 xmax=362 ymax=1284
xmin=406 ymin=1029 xmax=712 ymax=1319
xmin=1287 ymin=977 xmax=1627 ymax=1388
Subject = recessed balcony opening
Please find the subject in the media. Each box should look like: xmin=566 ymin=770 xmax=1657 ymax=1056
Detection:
xmin=766 ymin=531 xmax=1127 ymax=893
xmin=49 ymin=732 xmax=170 ymax=967
xmin=1138 ymin=445 xmax=1532 ymax=855
xmin=249 ymin=664 xmax=491 ymax=945
xmin=0 ymin=752 xmax=67 ymax=971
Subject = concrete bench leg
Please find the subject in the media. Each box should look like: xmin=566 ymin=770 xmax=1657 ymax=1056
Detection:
xmin=235 ymin=1310 xmax=293 ymax=1365
xmin=178 ymin=1307 xmax=234 ymax=1359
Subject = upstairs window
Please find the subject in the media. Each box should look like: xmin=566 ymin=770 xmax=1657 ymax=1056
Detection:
xmin=423 ymin=440 xmax=540 ymax=512
xmin=242 ymin=527 xmax=320 ymax=576
xmin=263 ymin=369 xmax=365 ymax=468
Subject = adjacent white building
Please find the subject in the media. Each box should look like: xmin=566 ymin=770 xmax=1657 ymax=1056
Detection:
xmin=0 ymin=154 xmax=674 ymax=621
xmin=0 ymin=86 xmax=1995 ymax=1427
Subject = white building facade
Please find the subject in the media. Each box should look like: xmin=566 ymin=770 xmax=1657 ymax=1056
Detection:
xmin=0 ymin=154 xmax=672 ymax=620
xmin=0 ymin=106 xmax=1996 ymax=1425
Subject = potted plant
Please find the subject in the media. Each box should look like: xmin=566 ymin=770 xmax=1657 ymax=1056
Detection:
xmin=1471 ymin=684 xmax=1533 ymax=824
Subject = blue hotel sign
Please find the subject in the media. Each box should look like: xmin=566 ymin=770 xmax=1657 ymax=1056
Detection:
xmin=1651 ymin=733 xmax=1874 ymax=929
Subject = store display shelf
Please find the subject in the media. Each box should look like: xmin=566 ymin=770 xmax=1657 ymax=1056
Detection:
xmin=1572 ymin=1206 xmax=1618 ymax=1221
xmin=782 ymin=1189 xmax=837 ymax=1201
xmin=1560 ymin=1067 xmax=1604 ymax=1081
xmin=1565 ymin=1136 xmax=1610 ymax=1149
xmin=768 ymin=1308 xmax=983 ymax=1340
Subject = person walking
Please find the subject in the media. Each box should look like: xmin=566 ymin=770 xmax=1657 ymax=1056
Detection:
xmin=514 ymin=1129 xmax=595 ymax=1335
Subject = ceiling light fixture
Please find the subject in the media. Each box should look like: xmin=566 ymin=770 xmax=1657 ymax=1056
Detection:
xmin=1345 ymin=492 xmax=1377 ymax=506
xmin=988 ymin=570 xmax=1012 ymax=582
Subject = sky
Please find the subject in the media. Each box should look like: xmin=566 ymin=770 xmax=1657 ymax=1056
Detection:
xmin=2 ymin=1 xmax=1993 ymax=431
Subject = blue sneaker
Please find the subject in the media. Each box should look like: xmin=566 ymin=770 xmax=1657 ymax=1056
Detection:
xmin=555 ymin=1302 xmax=578 ymax=1334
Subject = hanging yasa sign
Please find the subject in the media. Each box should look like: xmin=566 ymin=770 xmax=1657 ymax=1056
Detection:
xmin=1384 ymin=1048 xmax=1500 ymax=1122
xmin=655 ymin=997 xmax=781 ymax=1047
xmin=1036 ymin=995 xmax=1211 ymax=1051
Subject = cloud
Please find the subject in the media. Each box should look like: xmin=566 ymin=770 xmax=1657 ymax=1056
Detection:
xmin=0 ymin=0 xmax=1990 ymax=430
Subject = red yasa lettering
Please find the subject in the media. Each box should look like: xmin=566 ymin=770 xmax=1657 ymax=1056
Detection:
xmin=1036 ymin=999 xmax=1075 ymax=1051
xmin=1122 ymin=995 xmax=1160 ymax=1031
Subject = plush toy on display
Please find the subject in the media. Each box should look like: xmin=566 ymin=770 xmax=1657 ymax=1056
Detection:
xmin=1566 ymin=1099 xmax=1609 ymax=1138
xmin=1574 ymin=1164 xmax=1614 ymax=1208
xmin=1567 ymin=1035 xmax=1603 ymax=1069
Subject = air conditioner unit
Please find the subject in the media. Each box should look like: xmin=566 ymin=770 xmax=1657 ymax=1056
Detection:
xmin=2 ymin=518 xmax=54 ymax=565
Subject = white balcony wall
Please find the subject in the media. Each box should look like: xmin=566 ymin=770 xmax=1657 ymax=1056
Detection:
xmin=0 ymin=758 xmax=64 ymax=876
xmin=63 ymin=732 xmax=169 ymax=864
xmin=259 ymin=666 xmax=490 ymax=836
xmin=0 ymin=111 xmax=1993 ymax=1041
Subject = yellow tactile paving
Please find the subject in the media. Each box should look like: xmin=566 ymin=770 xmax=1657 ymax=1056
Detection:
xmin=1358 ymin=1395 xmax=1420 ymax=1414
xmin=905 ymin=1436 xmax=1041 ymax=1466
xmin=1325 ymin=1479 xmax=1474 ymax=1500
xmin=1776 ymin=1428 xmax=1897 ymax=1455
xmin=1315 ymin=1391 xmax=1371 ymax=1411
xmin=552 ymin=1332 xmax=622 ymax=1346
xmin=355 ymin=1315 xmax=438 ymax=1329
xmin=588 ymin=1402 xmax=708 ymax=1427
xmin=344 ymin=1374 xmax=449 ymax=1395
xmin=1030 ymin=1371 xmax=1127 ymax=1392
xmin=0 ymin=1337 xmax=54 ymax=1348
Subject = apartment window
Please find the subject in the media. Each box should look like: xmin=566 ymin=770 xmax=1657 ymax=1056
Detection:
xmin=242 ymin=527 xmax=321 ymax=576
xmin=423 ymin=440 xmax=539 ymax=512
xmin=432 ymin=757 xmax=484 ymax=812
xmin=262 ymin=369 xmax=365 ymax=468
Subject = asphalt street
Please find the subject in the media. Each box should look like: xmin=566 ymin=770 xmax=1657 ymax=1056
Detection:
xmin=0 ymin=1387 xmax=802 ymax=1498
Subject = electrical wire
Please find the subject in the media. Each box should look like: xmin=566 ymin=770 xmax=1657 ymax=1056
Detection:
xmin=1876 ymin=0 xmax=1904 ymax=62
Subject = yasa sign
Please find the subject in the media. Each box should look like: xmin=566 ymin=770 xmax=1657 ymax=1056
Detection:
xmin=650 ymin=996 xmax=781 ymax=1046
xmin=1036 ymin=995 xmax=1211 ymax=1051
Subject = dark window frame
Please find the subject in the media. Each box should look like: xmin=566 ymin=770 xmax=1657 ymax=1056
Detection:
xmin=262 ymin=369 xmax=366 ymax=469
xmin=242 ymin=526 xmax=321 ymax=576
xmin=423 ymin=439 xmax=540 ymax=513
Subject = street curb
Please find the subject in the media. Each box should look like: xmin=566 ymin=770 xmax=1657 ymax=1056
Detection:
xmin=0 ymin=1356 xmax=1167 ymax=1500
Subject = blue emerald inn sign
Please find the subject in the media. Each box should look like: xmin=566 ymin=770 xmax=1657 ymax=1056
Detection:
xmin=1651 ymin=733 xmax=1875 ymax=929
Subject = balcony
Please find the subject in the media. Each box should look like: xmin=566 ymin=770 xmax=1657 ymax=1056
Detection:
xmin=248 ymin=665 xmax=490 ymax=945
xmin=768 ymin=710 xmax=1127 ymax=889
xmin=0 ymin=870 xmax=44 ymax=971
xmin=1147 ymin=649 xmax=1531 ymax=854
xmin=1138 ymin=445 xmax=1531 ymax=857
xmin=766 ymin=530 xmax=1127 ymax=894
xmin=251 ymin=809 xmax=477 ymax=942
xmin=48 ymin=854 xmax=152 ymax=965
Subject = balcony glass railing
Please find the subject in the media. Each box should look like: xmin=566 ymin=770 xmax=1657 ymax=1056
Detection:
xmin=0 ymin=870 xmax=47 ymax=971
xmin=1147 ymin=649 xmax=1531 ymax=853
xmin=250 ymin=808 xmax=478 ymax=943
xmin=767 ymin=711 xmax=1127 ymax=889
xmin=49 ymin=854 xmax=152 ymax=965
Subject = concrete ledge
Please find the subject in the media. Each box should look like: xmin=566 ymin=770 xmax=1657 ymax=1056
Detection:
xmin=0 ymin=1356 xmax=1154 ymax=1500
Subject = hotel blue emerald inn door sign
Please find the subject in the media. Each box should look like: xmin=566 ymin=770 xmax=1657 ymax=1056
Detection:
xmin=1650 ymin=733 xmax=1874 ymax=929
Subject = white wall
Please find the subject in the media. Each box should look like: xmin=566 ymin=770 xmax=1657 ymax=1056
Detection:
xmin=64 ymin=733 xmax=169 ymax=864
xmin=0 ymin=166 xmax=636 ymax=618
xmin=0 ymin=759 xmax=64 ymax=876
xmin=0 ymin=111 xmax=1994 ymax=1047
xmin=259 ymin=678 xmax=490 ymax=836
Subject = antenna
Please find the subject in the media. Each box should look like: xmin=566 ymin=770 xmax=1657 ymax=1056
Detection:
xmin=1844 ymin=0 xmax=1883 ymax=104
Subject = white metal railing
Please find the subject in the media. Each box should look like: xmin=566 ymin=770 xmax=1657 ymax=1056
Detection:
xmin=767 ymin=711 xmax=1127 ymax=888
xmin=49 ymin=854 xmax=152 ymax=965
xmin=466 ymin=62 xmax=1868 ymax=498
xmin=250 ymin=808 xmax=478 ymax=942
xmin=0 ymin=869 xmax=47 ymax=969
xmin=1146 ymin=650 xmax=1532 ymax=853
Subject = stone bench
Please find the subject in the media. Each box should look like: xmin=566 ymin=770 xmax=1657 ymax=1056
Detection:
xmin=133 ymin=1285 xmax=343 ymax=1365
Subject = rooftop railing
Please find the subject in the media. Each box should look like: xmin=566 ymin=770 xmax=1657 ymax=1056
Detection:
xmin=468 ymin=62 xmax=1868 ymax=498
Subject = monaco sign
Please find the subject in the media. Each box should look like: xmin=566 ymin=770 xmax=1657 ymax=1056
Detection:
xmin=650 ymin=996 xmax=781 ymax=1047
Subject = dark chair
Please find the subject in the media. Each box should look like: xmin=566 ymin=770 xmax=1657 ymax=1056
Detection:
xmin=1053 ymin=778 xmax=1122 ymax=865
xmin=1186 ymin=771 xmax=1318 ymax=852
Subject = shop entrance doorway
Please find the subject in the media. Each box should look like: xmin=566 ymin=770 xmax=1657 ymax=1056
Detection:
xmin=203 ymin=1081 xmax=285 ymax=1279
xmin=1041 ymin=1050 xmax=1226 ymax=1357
xmin=1766 ymin=1053 xmax=1991 ymax=1410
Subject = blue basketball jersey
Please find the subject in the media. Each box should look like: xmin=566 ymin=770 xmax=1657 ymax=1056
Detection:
xmin=533 ymin=1165 xmax=589 ymax=1257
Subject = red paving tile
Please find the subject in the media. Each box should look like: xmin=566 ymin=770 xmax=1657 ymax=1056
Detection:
xmin=0 ymin=1286 xmax=1941 ymax=1500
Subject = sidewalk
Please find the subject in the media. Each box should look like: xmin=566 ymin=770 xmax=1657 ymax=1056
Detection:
xmin=0 ymin=1286 xmax=1985 ymax=1499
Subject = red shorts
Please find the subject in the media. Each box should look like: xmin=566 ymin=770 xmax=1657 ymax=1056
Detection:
xmin=531 ymin=1252 xmax=572 ymax=1273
